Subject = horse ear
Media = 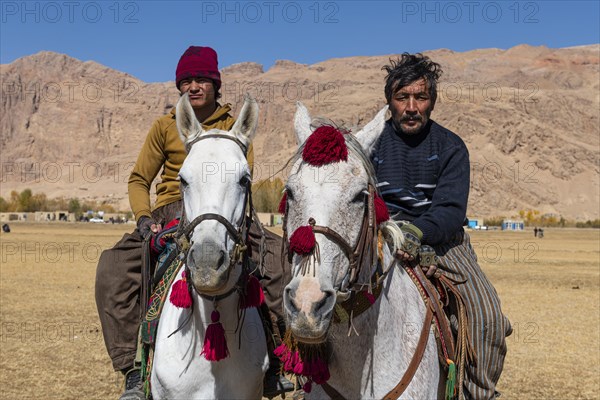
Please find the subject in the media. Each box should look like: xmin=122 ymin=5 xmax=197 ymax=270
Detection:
xmin=231 ymin=94 xmax=259 ymax=147
xmin=355 ymin=105 xmax=388 ymax=156
xmin=294 ymin=102 xmax=312 ymax=146
xmin=176 ymin=92 xmax=204 ymax=145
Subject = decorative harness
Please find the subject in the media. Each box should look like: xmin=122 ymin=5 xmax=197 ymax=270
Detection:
xmin=281 ymin=131 xmax=471 ymax=400
xmin=173 ymin=133 xmax=265 ymax=295
xmin=139 ymin=132 xmax=267 ymax=396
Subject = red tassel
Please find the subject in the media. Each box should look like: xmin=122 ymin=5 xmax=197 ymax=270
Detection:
xmin=307 ymin=357 xmax=331 ymax=384
xmin=274 ymin=342 xmax=291 ymax=361
xmin=274 ymin=340 xmax=331 ymax=386
xmin=169 ymin=271 xmax=192 ymax=308
xmin=374 ymin=193 xmax=390 ymax=225
xmin=289 ymin=225 xmax=316 ymax=255
xmin=302 ymin=125 xmax=348 ymax=166
xmin=241 ymin=275 xmax=264 ymax=309
xmin=201 ymin=310 xmax=229 ymax=361
xmin=303 ymin=380 xmax=313 ymax=393
xmin=292 ymin=354 xmax=305 ymax=375
xmin=278 ymin=192 xmax=287 ymax=214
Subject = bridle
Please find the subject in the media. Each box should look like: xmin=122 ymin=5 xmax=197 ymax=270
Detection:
xmin=283 ymin=183 xmax=381 ymax=302
xmin=174 ymin=133 xmax=257 ymax=298
xmin=281 ymin=156 xmax=437 ymax=400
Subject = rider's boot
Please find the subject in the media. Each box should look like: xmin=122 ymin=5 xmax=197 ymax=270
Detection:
xmin=262 ymin=313 xmax=295 ymax=398
xmin=119 ymin=368 xmax=146 ymax=400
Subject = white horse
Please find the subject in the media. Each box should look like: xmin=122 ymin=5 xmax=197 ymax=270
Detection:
xmin=150 ymin=93 xmax=268 ymax=399
xmin=281 ymin=103 xmax=442 ymax=399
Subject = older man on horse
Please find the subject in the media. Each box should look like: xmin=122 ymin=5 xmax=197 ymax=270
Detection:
xmin=95 ymin=46 xmax=293 ymax=399
xmin=373 ymin=53 xmax=512 ymax=399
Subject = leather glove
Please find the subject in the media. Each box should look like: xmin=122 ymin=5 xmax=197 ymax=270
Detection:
xmin=138 ymin=216 xmax=158 ymax=239
xmin=418 ymin=245 xmax=439 ymax=278
xmin=399 ymin=223 xmax=423 ymax=259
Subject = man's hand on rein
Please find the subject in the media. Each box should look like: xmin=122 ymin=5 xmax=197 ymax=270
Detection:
xmin=137 ymin=216 xmax=162 ymax=239
xmin=418 ymin=245 xmax=440 ymax=278
xmin=395 ymin=223 xmax=423 ymax=262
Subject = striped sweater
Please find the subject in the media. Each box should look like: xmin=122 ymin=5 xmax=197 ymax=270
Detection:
xmin=372 ymin=119 xmax=470 ymax=245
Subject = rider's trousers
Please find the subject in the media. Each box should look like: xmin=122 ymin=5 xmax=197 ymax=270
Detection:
xmin=435 ymin=229 xmax=512 ymax=400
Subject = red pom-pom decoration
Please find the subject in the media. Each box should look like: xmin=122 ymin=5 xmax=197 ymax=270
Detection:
xmin=302 ymin=126 xmax=348 ymax=166
xmin=374 ymin=193 xmax=390 ymax=225
xmin=278 ymin=192 xmax=287 ymax=214
xmin=240 ymin=275 xmax=265 ymax=309
xmin=169 ymin=271 xmax=192 ymax=308
xmin=201 ymin=310 xmax=229 ymax=361
xmin=303 ymin=380 xmax=313 ymax=393
xmin=289 ymin=225 xmax=316 ymax=255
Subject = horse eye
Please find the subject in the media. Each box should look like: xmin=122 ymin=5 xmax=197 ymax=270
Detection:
xmin=179 ymin=176 xmax=188 ymax=188
xmin=285 ymin=188 xmax=294 ymax=201
xmin=351 ymin=190 xmax=368 ymax=204
xmin=239 ymin=175 xmax=251 ymax=187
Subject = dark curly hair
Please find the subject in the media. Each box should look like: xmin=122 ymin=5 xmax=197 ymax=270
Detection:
xmin=382 ymin=53 xmax=443 ymax=105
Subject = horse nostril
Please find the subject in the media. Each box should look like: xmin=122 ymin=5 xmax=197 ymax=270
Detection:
xmin=314 ymin=290 xmax=335 ymax=314
xmin=217 ymin=250 xmax=226 ymax=269
xmin=285 ymin=287 xmax=299 ymax=314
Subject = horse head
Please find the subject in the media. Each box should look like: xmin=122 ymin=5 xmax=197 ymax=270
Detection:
xmin=176 ymin=93 xmax=259 ymax=296
xmin=282 ymin=102 xmax=388 ymax=343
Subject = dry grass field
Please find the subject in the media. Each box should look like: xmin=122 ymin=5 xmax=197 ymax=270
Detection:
xmin=0 ymin=223 xmax=598 ymax=399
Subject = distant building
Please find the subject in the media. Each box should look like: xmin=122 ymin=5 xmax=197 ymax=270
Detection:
xmin=502 ymin=219 xmax=525 ymax=231
xmin=467 ymin=217 xmax=490 ymax=229
xmin=0 ymin=212 xmax=35 ymax=222
xmin=255 ymin=213 xmax=284 ymax=227
xmin=467 ymin=218 xmax=479 ymax=229
xmin=35 ymin=211 xmax=76 ymax=222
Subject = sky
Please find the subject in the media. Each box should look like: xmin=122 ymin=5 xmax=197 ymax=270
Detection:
xmin=1 ymin=0 xmax=599 ymax=83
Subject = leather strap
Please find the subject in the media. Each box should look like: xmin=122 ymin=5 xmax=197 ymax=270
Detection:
xmin=320 ymin=381 xmax=346 ymax=400
xmin=410 ymin=265 xmax=456 ymax=362
xmin=320 ymin=304 xmax=434 ymax=400
xmin=383 ymin=304 xmax=434 ymax=399
xmin=185 ymin=133 xmax=248 ymax=155
xmin=177 ymin=213 xmax=244 ymax=245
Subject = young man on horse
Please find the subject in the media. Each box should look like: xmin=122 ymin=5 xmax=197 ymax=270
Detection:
xmin=373 ymin=53 xmax=512 ymax=399
xmin=95 ymin=46 xmax=293 ymax=399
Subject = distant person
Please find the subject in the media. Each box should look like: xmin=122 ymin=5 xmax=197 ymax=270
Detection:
xmin=374 ymin=53 xmax=512 ymax=399
xmin=2 ymin=224 xmax=10 ymax=233
xmin=94 ymin=46 xmax=292 ymax=400
xmin=534 ymin=227 xmax=539 ymax=237
xmin=538 ymin=228 xmax=544 ymax=238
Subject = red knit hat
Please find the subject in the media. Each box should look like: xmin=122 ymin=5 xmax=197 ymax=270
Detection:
xmin=175 ymin=46 xmax=221 ymax=90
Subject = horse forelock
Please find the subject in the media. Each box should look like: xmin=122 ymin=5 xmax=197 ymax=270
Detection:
xmin=289 ymin=131 xmax=378 ymax=187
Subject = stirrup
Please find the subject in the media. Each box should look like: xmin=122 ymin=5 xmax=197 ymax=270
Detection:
xmin=263 ymin=373 xmax=295 ymax=398
xmin=119 ymin=368 xmax=145 ymax=400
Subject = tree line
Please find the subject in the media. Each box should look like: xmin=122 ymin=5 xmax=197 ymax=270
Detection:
xmin=483 ymin=209 xmax=599 ymax=228
xmin=0 ymin=189 xmax=117 ymax=217
xmin=0 ymin=182 xmax=285 ymax=217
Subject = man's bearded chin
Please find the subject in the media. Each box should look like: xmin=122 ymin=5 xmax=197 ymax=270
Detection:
xmin=394 ymin=115 xmax=425 ymax=135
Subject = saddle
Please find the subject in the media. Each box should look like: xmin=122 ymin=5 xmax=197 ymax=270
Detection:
xmin=324 ymin=236 xmax=476 ymax=400
xmin=399 ymin=262 xmax=476 ymax=400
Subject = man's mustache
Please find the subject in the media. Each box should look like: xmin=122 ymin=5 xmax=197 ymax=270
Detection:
xmin=401 ymin=115 xmax=422 ymax=122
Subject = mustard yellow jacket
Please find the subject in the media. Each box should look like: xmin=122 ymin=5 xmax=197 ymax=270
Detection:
xmin=128 ymin=104 xmax=254 ymax=221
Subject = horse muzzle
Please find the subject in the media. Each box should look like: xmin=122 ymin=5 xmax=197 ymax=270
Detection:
xmin=186 ymin=240 xmax=232 ymax=293
xmin=283 ymin=277 xmax=336 ymax=343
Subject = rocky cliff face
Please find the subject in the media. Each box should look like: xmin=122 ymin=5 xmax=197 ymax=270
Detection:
xmin=1 ymin=45 xmax=598 ymax=220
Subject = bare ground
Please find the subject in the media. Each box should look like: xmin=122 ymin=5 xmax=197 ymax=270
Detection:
xmin=0 ymin=223 xmax=598 ymax=399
